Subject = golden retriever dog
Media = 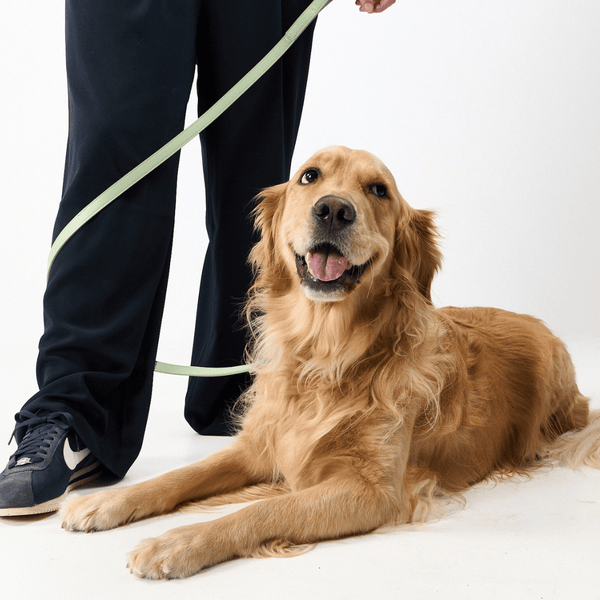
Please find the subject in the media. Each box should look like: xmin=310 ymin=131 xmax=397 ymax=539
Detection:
xmin=61 ymin=146 xmax=599 ymax=579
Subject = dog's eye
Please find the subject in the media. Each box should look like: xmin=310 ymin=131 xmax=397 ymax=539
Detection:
xmin=300 ymin=169 xmax=319 ymax=185
xmin=370 ymin=184 xmax=388 ymax=198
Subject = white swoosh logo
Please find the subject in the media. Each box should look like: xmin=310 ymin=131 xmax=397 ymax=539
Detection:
xmin=63 ymin=438 xmax=91 ymax=470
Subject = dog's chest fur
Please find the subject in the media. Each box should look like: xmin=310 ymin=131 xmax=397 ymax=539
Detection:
xmin=245 ymin=370 xmax=406 ymax=492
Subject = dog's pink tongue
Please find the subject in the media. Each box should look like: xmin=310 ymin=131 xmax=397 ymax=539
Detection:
xmin=307 ymin=250 xmax=348 ymax=282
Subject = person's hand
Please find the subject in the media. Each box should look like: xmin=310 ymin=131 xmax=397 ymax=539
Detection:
xmin=355 ymin=0 xmax=396 ymax=13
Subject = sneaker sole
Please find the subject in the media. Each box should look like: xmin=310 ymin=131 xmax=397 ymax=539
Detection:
xmin=0 ymin=460 xmax=102 ymax=517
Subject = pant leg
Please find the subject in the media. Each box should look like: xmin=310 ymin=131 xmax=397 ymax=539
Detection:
xmin=19 ymin=0 xmax=200 ymax=478
xmin=184 ymin=0 xmax=317 ymax=435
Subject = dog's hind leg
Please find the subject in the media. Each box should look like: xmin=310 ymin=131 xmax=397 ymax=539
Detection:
xmin=61 ymin=438 xmax=270 ymax=532
xmin=542 ymin=339 xmax=590 ymax=440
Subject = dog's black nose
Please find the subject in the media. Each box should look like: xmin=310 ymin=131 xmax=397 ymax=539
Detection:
xmin=312 ymin=196 xmax=357 ymax=232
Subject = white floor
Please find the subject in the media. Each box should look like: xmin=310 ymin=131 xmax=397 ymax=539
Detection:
xmin=1 ymin=338 xmax=599 ymax=600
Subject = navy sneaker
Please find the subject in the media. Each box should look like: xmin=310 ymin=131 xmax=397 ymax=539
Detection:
xmin=0 ymin=410 xmax=101 ymax=516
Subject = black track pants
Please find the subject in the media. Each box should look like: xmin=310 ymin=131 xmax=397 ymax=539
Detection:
xmin=19 ymin=0 xmax=316 ymax=477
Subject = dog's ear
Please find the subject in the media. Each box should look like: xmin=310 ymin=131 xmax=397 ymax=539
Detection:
xmin=393 ymin=208 xmax=442 ymax=303
xmin=249 ymin=182 xmax=288 ymax=276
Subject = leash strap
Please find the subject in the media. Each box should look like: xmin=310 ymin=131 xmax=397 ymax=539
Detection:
xmin=154 ymin=361 xmax=253 ymax=378
xmin=46 ymin=0 xmax=331 ymax=378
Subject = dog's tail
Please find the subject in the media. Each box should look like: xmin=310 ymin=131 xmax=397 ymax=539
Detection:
xmin=545 ymin=409 xmax=600 ymax=469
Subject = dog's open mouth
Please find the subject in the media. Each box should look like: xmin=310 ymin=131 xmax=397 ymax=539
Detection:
xmin=295 ymin=243 xmax=369 ymax=295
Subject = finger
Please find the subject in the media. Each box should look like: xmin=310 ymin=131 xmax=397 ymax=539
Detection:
xmin=374 ymin=0 xmax=396 ymax=12
xmin=357 ymin=0 xmax=375 ymax=13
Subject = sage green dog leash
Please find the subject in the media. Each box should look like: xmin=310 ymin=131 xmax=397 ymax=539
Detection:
xmin=45 ymin=0 xmax=331 ymax=378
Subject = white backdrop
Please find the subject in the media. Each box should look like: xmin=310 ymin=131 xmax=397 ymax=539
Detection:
xmin=1 ymin=5 xmax=599 ymax=597
xmin=0 ymin=0 xmax=599 ymax=403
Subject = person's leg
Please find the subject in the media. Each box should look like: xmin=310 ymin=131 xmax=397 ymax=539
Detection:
xmin=184 ymin=0 xmax=317 ymax=435
xmin=16 ymin=0 xmax=200 ymax=478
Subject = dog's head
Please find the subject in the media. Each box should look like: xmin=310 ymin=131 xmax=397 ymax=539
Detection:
xmin=251 ymin=146 xmax=441 ymax=305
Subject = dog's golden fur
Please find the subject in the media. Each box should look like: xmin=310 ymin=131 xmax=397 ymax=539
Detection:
xmin=61 ymin=146 xmax=599 ymax=579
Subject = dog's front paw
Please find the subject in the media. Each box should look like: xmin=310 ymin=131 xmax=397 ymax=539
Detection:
xmin=127 ymin=525 xmax=217 ymax=579
xmin=61 ymin=489 xmax=139 ymax=532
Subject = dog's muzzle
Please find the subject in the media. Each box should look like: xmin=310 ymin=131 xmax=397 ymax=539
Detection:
xmin=294 ymin=196 xmax=369 ymax=298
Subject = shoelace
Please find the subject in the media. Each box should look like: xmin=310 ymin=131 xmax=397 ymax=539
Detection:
xmin=8 ymin=410 xmax=75 ymax=467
